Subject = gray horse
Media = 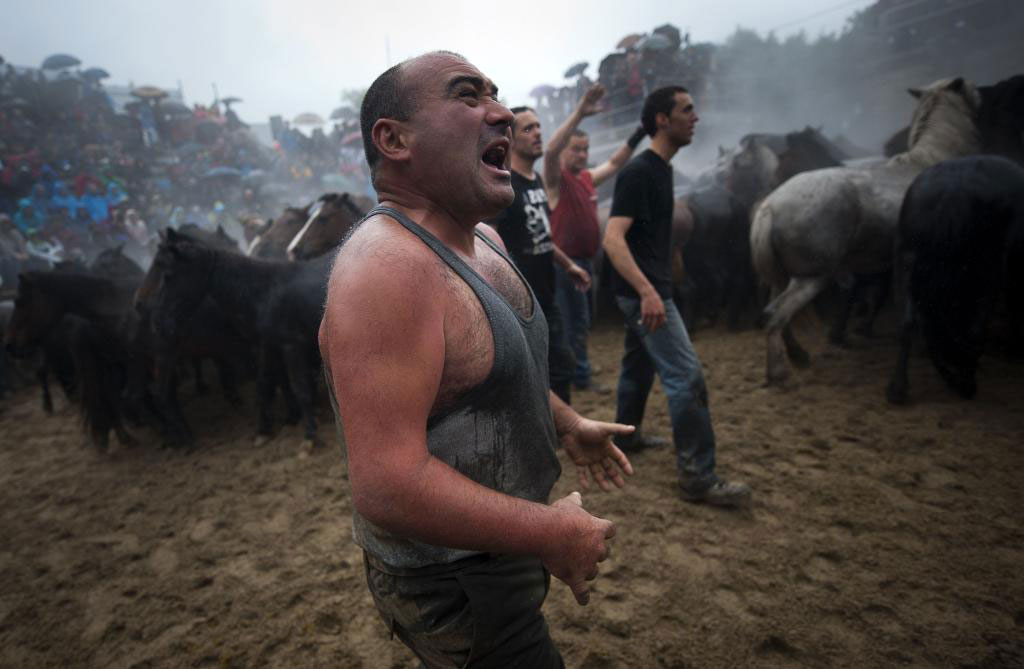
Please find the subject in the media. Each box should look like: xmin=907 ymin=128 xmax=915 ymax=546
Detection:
xmin=750 ymin=77 xmax=984 ymax=384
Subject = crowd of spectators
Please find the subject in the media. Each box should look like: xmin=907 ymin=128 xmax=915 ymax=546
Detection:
xmin=0 ymin=54 xmax=370 ymax=286
xmin=531 ymin=23 xmax=714 ymax=134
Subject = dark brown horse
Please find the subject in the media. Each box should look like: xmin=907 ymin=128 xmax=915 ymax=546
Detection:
xmin=249 ymin=192 xmax=371 ymax=260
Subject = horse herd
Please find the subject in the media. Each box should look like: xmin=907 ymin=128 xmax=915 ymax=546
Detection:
xmin=2 ymin=193 xmax=368 ymax=451
xmin=2 ymin=75 xmax=1022 ymax=452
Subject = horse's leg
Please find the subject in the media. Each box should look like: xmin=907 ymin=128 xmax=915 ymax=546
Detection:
xmin=282 ymin=343 xmax=318 ymax=448
xmin=255 ymin=343 xmax=278 ymax=444
xmin=214 ymin=356 xmax=242 ymax=407
xmin=157 ymin=360 xmax=193 ymax=446
xmin=782 ymin=326 xmax=810 ymax=366
xmin=828 ymin=276 xmax=857 ymax=347
xmin=763 ymin=276 xmax=829 ymax=384
xmin=886 ymin=298 xmax=916 ymax=405
xmin=855 ymin=270 xmax=892 ymax=338
xmin=37 ymin=356 xmax=54 ymax=415
xmin=193 ymin=357 xmax=208 ymax=395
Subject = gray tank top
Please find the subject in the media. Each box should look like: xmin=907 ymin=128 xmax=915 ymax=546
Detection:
xmin=324 ymin=206 xmax=561 ymax=569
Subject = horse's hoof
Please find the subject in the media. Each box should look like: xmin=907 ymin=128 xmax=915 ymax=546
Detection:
xmin=253 ymin=434 xmax=271 ymax=447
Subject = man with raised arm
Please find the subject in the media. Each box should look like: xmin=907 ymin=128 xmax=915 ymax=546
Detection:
xmin=603 ymin=85 xmax=751 ymax=507
xmin=318 ymin=51 xmax=635 ymax=668
xmin=543 ymin=83 xmax=647 ymax=395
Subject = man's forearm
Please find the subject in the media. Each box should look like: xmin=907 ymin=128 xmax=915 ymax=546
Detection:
xmin=550 ymin=390 xmax=582 ymax=436
xmin=545 ymin=108 xmax=584 ymax=165
xmin=552 ymin=244 xmax=576 ymax=271
xmin=604 ymin=231 xmax=655 ymax=297
xmin=353 ymin=450 xmax=570 ymax=560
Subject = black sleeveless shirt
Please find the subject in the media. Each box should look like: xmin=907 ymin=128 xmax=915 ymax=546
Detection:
xmin=324 ymin=206 xmax=561 ymax=569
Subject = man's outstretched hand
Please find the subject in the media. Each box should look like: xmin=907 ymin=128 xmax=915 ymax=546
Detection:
xmin=544 ymin=491 xmax=614 ymax=606
xmin=559 ymin=417 xmax=635 ymax=492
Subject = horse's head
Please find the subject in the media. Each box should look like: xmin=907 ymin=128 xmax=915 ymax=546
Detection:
xmin=290 ymin=192 xmax=367 ymax=261
xmin=144 ymin=229 xmax=214 ymax=339
xmin=725 ymin=135 xmax=780 ymax=206
xmin=906 ymin=77 xmax=982 ymax=157
xmin=91 ymin=244 xmax=145 ymax=282
xmin=250 ymin=205 xmax=311 ymax=259
xmin=5 ymin=273 xmax=60 ymax=355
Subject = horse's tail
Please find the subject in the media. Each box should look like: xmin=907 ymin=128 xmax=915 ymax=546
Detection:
xmin=67 ymin=316 xmax=124 ymax=448
xmin=750 ymin=200 xmax=786 ymax=292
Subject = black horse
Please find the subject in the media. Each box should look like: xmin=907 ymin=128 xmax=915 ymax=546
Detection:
xmin=150 ymin=230 xmax=332 ymax=445
xmin=134 ymin=228 xmax=250 ymax=446
xmin=887 ymin=155 xmax=1024 ymax=404
xmin=5 ymin=270 xmax=141 ymax=449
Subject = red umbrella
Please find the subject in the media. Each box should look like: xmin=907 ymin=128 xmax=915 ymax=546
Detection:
xmin=616 ymin=33 xmax=644 ymax=50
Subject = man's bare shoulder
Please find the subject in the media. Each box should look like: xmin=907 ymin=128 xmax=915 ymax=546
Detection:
xmin=330 ymin=214 xmax=446 ymax=291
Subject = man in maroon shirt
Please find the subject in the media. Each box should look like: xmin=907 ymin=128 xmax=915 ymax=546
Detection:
xmin=544 ymin=84 xmax=646 ymax=394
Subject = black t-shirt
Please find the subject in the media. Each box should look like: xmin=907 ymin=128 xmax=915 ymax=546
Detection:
xmin=609 ymin=149 xmax=675 ymax=300
xmin=488 ymin=170 xmax=556 ymax=309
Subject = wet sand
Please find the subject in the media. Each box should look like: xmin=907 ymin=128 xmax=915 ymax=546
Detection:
xmin=1 ymin=315 xmax=1022 ymax=668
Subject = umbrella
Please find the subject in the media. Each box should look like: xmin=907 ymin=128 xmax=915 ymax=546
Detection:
xmin=41 ymin=53 xmax=81 ymax=70
xmin=132 ymin=86 xmax=168 ymax=100
xmin=242 ymin=169 xmax=268 ymax=183
xmin=293 ymin=112 xmax=325 ymax=126
xmin=81 ymin=67 xmax=111 ymax=81
xmin=330 ymin=106 xmax=357 ymax=121
xmin=638 ymin=33 xmax=673 ymax=51
xmin=202 ymin=166 xmax=242 ymax=179
xmin=616 ymin=33 xmax=644 ymax=50
xmin=530 ymin=84 xmax=556 ymax=99
xmin=652 ymin=23 xmax=682 ymax=49
xmin=221 ymin=96 xmax=242 ymax=106
xmin=563 ymin=61 xmax=588 ymax=79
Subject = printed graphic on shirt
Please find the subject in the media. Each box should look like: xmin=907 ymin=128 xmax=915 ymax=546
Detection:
xmin=522 ymin=185 xmax=554 ymax=256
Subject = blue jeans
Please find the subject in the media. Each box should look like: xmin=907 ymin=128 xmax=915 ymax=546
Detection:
xmin=614 ymin=295 xmax=718 ymax=492
xmin=555 ymin=257 xmax=594 ymax=386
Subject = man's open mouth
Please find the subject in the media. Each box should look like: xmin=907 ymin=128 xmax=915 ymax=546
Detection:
xmin=482 ymin=140 xmax=509 ymax=171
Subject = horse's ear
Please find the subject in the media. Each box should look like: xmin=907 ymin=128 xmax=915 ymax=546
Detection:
xmin=166 ymin=227 xmax=181 ymax=242
xmin=947 ymin=77 xmax=965 ymax=93
xmin=907 ymin=87 xmax=923 ymax=99
xmin=718 ymin=145 xmax=726 ymax=157
xmin=115 ymin=243 xmax=124 ymax=254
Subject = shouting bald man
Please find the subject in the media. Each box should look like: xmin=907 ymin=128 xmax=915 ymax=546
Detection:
xmin=318 ymin=51 xmax=635 ymax=668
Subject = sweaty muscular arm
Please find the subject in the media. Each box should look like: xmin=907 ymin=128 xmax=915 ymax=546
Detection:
xmin=603 ymin=215 xmax=666 ymax=331
xmin=320 ymin=218 xmax=609 ymax=605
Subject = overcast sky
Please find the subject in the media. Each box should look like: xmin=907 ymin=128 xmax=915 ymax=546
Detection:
xmin=0 ymin=0 xmax=875 ymax=123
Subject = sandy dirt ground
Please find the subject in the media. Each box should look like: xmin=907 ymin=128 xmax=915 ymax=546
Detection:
xmin=1 ymin=314 xmax=1022 ymax=668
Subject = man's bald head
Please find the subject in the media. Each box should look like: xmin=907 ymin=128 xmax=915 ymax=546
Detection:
xmin=360 ymin=50 xmax=467 ymax=184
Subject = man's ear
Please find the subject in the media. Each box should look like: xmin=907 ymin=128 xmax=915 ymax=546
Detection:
xmin=372 ymin=118 xmax=411 ymax=165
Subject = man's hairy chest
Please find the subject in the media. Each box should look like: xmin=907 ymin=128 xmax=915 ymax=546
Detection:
xmin=432 ymin=244 xmax=533 ymax=412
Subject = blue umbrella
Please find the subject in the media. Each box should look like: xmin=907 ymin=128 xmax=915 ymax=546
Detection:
xmin=42 ymin=54 xmax=81 ymax=70
xmin=202 ymin=166 xmax=242 ymax=179
xmin=82 ymin=67 xmax=111 ymax=81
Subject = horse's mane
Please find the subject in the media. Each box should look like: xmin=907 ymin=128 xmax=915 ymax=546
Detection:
xmin=897 ymin=77 xmax=981 ymax=168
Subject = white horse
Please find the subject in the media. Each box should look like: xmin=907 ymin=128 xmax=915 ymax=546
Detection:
xmin=750 ymin=77 xmax=983 ymax=384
